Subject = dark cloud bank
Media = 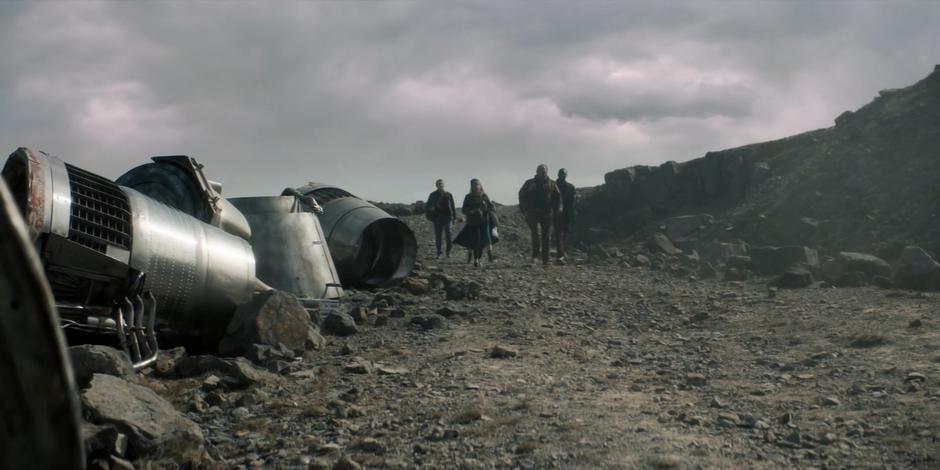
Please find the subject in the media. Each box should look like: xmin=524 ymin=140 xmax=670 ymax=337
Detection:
xmin=1 ymin=1 xmax=938 ymax=203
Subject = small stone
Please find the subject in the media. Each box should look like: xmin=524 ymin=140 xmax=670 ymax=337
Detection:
xmin=108 ymin=455 xmax=135 ymax=470
xmin=355 ymin=437 xmax=385 ymax=453
xmin=490 ymin=345 xmax=519 ymax=359
xmin=818 ymin=432 xmax=838 ymax=445
xmin=388 ymin=308 xmax=406 ymax=318
xmin=909 ymin=319 xmax=923 ymax=328
xmin=348 ymin=306 xmax=371 ymax=325
xmin=306 ymin=326 xmax=327 ymax=350
xmin=323 ymin=313 xmax=359 ymax=336
xmin=818 ymin=396 xmax=841 ymax=407
xmin=689 ymin=311 xmax=709 ymax=322
xmin=685 ymin=373 xmax=708 ymax=386
xmin=435 ymin=306 xmax=464 ymax=318
xmin=401 ymin=277 xmax=430 ymax=295
xmin=202 ymin=374 xmax=222 ymax=390
xmin=738 ymin=414 xmax=758 ymax=428
xmin=376 ymin=365 xmax=409 ymax=375
xmin=82 ymin=424 xmax=129 ymax=457
xmin=308 ymin=458 xmax=333 ymax=470
xmin=204 ymin=390 xmax=226 ymax=406
xmin=343 ymin=359 xmax=373 ymax=375
xmin=340 ymin=343 xmax=356 ymax=355
xmin=410 ymin=314 xmax=447 ymax=331
xmin=684 ymin=415 xmax=704 ymax=426
xmin=905 ymin=372 xmax=927 ymax=383
xmin=317 ymin=443 xmax=343 ymax=455
xmin=717 ymin=412 xmax=740 ymax=427
xmin=333 ymin=455 xmax=362 ymax=470
xmin=708 ymin=397 xmax=725 ymax=408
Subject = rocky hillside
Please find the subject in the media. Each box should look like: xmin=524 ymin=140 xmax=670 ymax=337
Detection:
xmin=578 ymin=65 xmax=940 ymax=263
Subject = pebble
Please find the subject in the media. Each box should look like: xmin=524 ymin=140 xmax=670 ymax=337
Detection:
xmin=819 ymin=396 xmax=841 ymax=407
xmin=490 ymin=345 xmax=519 ymax=358
xmin=685 ymin=373 xmax=708 ymax=386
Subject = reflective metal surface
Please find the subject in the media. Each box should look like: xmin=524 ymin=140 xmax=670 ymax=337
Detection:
xmin=0 ymin=147 xmax=71 ymax=240
xmin=229 ymin=196 xmax=344 ymax=299
xmin=116 ymin=155 xmax=252 ymax=240
xmin=123 ymin=187 xmax=265 ymax=340
xmin=0 ymin=177 xmax=85 ymax=469
xmin=2 ymin=148 xmax=270 ymax=347
xmin=295 ymin=183 xmax=416 ymax=287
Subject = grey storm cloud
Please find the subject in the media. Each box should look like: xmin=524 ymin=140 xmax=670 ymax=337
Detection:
xmin=0 ymin=1 xmax=938 ymax=204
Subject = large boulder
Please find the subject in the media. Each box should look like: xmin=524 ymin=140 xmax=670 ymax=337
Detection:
xmin=750 ymin=246 xmax=819 ymax=275
xmin=69 ymin=345 xmax=134 ymax=388
xmin=646 ymin=232 xmax=682 ymax=255
xmin=663 ymin=214 xmax=715 ymax=242
xmin=322 ymin=312 xmax=359 ymax=336
xmin=700 ymin=241 xmax=749 ymax=267
xmin=219 ymin=290 xmax=311 ymax=357
xmin=820 ymin=252 xmax=892 ymax=286
xmin=81 ymin=374 xmax=204 ymax=458
xmin=775 ymin=266 xmax=815 ymax=289
xmin=893 ymin=246 xmax=940 ymax=291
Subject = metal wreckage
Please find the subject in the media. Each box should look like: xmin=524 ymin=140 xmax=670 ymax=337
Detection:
xmin=0 ymin=147 xmax=417 ymax=468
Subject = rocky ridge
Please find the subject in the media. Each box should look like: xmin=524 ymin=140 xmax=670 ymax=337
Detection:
xmin=577 ymin=65 xmax=940 ymax=275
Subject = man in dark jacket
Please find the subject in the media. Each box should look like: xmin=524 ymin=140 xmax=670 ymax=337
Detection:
xmin=518 ymin=164 xmax=560 ymax=266
xmin=425 ymin=179 xmax=456 ymax=258
xmin=554 ymin=168 xmax=575 ymax=263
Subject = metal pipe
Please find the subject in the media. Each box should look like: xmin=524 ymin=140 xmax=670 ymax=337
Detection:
xmin=294 ymin=183 xmax=417 ymax=287
xmin=2 ymin=148 xmax=271 ymax=346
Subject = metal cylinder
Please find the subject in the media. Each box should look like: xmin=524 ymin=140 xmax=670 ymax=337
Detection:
xmin=295 ymin=183 xmax=417 ymax=287
xmin=229 ymin=196 xmax=344 ymax=299
xmin=0 ymin=176 xmax=84 ymax=470
xmin=122 ymin=187 xmax=263 ymax=338
xmin=2 ymin=148 xmax=268 ymax=343
xmin=116 ymin=155 xmax=252 ymax=240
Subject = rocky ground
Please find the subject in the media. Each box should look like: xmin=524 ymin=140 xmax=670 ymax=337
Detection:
xmin=82 ymin=206 xmax=939 ymax=470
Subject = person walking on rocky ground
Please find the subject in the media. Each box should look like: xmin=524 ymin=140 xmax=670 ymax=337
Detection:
xmin=554 ymin=168 xmax=575 ymax=264
xmin=454 ymin=178 xmax=494 ymax=267
xmin=518 ymin=164 xmax=560 ymax=266
xmin=425 ymin=179 xmax=456 ymax=258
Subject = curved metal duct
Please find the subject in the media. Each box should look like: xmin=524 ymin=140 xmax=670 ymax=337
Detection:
xmin=229 ymin=196 xmax=343 ymax=299
xmin=294 ymin=182 xmax=416 ymax=287
xmin=2 ymin=148 xmax=268 ymax=346
xmin=116 ymin=155 xmax=251 ymax=240
xmin=0 ymin=176 xmax=84 ymax=469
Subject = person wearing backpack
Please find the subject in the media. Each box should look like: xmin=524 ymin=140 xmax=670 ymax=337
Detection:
xmin=518 ymin=164 xmax=560 ymax=266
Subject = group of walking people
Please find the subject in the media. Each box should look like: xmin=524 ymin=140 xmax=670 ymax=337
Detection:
xmin=424 ymin=164 xmax=575 ymax=267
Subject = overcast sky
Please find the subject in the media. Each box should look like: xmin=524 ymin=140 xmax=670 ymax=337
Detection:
xmin=1 ymin=1 xmax=938 ymax=204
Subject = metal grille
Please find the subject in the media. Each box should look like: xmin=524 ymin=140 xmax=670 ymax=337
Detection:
xmin=309 ymin=187 xmax=353 ymax=204
xmin=65 ymin=164 xmax=132 ymax=253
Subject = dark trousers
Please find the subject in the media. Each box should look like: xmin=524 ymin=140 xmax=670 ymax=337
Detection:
xmin=526 ymin=212 xmax=552 ymax=262
xmin=554 ymin=213 xmax=570 ymax=259
xmin=432 ymin=216 xmax=452 ymax=255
